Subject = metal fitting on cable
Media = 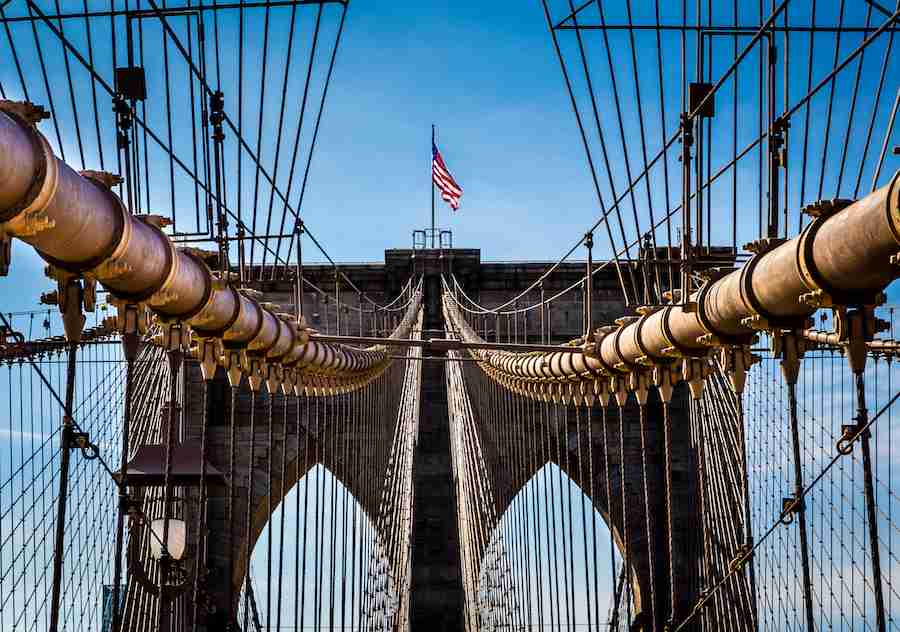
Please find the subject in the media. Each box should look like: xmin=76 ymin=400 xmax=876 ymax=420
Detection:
xmin=197 ymin=338 xmax=220 ymax=382
xmin=779 ymin=495 xmax=804 ymax=525
xmin=245 ymin=356 xmax=265 ymax=393
xmin=718 ymin=345 xmax=758 ymax=395
xmin=652 ymin=364 xmax=680 ymax=403
xmin=681 ymin=357 xmax=710 ymax=400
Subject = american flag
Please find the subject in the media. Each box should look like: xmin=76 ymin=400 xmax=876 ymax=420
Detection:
xmin=432 ymin=142 xmax=463 ymax=211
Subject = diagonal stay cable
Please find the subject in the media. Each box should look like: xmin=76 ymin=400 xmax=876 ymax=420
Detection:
xmin=17 ymin=0 xmax=298 ymax=270
xmin=278 ymin=3 xmax=349 ymax=276
xmin=0 ymin=311 xmax=174 ymax=557
xmin=248 ymin=2 xmax=273 ymax=268
xmin=568 ymin=0 xmax=641 ymax=272
xmin=592 ymin=0 xmax=648 ymax=281
xmin=264 ymin=2 xmax=324 ymax=278
xmin=134 ymin=0 xmax=354 ymax=283
xmin=138 ymin=0 xmax=332 ymax=227
xmin=257 ymin=1 xmax=309 ymax=277
xmin=447 ymin=124 xmax=768 ymax=318
xmin=523 ymin=1 xmax=899 ymax=321
xmin=853 ymin=3 xmax=898 ymax=197
xmin=539 ymin=0 xmax=633 ymax=305
xmin=674 ymin=386 xmax=900 ymax=631
xmin=17 ymin=2 xmax=406 ymax=289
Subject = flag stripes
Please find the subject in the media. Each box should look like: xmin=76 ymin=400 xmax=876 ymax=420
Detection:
xmin=432 ymin=142 xmax=463 ymax=211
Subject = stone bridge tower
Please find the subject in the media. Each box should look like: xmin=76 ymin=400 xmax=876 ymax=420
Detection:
xmin=160 ymin=247 xmax=752 ymax=631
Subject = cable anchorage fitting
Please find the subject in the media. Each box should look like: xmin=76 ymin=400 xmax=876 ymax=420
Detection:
xmin=780 ymin=494 xmax=805 ymax=525
xmin=66 ymin=423 xmax=100 ymax=460
xmin=728 ymin=543 xmax=754 ymax=574
xmin=836 ymin=418 xmax=872 ymax=455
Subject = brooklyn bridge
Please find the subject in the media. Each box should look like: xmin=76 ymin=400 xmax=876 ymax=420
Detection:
xmin=1 ymin=1 xmax=900 ymax=631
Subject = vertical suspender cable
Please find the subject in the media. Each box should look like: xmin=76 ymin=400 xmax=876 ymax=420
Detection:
xmin=575 ymin=404 xmax=593 ymax=632
xmin=783 ymin=348 xmax=816 ymax=631
xmin=638 ymin=395 xmax=658 ymax=631
xmin=619 ymin=398 xmax=632 ymax=627
xmin=192 ymin=341 xmax=215 ymax=631
xmin=242 ymin=371 xmax=260 ymax=630
xmin=851 ymin=338 xmax=887 ymax=632
xmin=226 ymin=363 xmax=240 ymax=629
xmin=599 ymin=400 xmax=620 ymax=629
xmin=48 ymin=279 xmax=84 ymax=632
xmin=264 ymin=378 xmax=274 ymax=628
xmin=662 ymin=400 xmax=677 ymax=625
xmin=275 ymin=383 xmax=290 ymax=630
xmin=112 ymin=319 xmax=139 ymax=632
xmin=158 ymin=329 xmax=185 ymax=632
xmin=297 ymin=393 xmax=311 ymax=632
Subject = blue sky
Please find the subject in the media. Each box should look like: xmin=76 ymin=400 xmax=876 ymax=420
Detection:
xmin=2 ymin=0 xmax=900 ymax=628
xmin=1 ymin=0 xmax=606 ymax=313
xmin=300 ymin=1 xmax=600 ymax=260
xmin=2 ymin=0 xmax=897 ymax=310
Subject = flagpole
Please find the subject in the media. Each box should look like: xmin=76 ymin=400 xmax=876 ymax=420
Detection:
xmin=431 ymin=124 xmax=436 ymax=249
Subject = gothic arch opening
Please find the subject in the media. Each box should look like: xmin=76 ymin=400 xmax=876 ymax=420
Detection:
xmin=476 ymin=462 xmax=634 ymax=630
xmin=243 ymin=463 xmax=400 ymax=630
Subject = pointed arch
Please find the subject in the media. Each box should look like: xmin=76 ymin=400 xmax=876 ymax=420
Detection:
xmin=478 ymin=461 xmax=630 ymax=630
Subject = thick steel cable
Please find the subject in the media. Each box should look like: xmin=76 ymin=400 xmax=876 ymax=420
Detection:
xmin=523 ymin=1 xmax=899 ymax=321
xmin=14 ymin=0 xmax=350 ymax=278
